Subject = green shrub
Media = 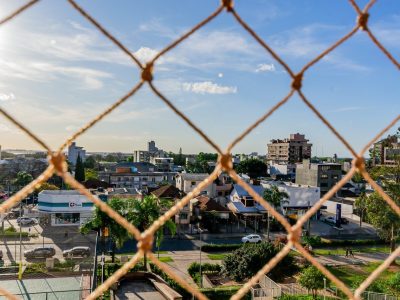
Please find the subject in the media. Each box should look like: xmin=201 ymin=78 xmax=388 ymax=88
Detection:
xmin=302 ymin=236 xmax=322 ymax=246
xmin=201 ymin=243 xmax=241 ymax=252
xmin=201 ymin=286 xmax=251 ymax=300
xmin=387 ymin=272 xmax=400 ymax=295
xmin=223 ymin=242 xmax=296 ymax=282
xmin=187 ymin=262 xmax=221 ymax=285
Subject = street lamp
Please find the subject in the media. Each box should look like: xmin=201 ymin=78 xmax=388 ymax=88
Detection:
xmin=323 ymin=277 xmax=326 ymax=300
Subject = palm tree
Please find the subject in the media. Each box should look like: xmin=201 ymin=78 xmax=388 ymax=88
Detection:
xmin=126 ymin=195 xmax=176 ymax=269
xmin=263 ymin=185 xmax=289 ymax=241
xmin=80 ymin=197 xmax=129 ymax=262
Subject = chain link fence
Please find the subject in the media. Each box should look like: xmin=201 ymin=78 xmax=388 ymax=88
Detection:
xmin=0 ymin=0 xmax=399 ymax=299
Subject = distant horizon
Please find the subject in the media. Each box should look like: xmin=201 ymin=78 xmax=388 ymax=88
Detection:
xmin=1 ymin=147 xmax=361 ymax=160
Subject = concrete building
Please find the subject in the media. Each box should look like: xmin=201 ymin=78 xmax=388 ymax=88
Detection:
xmin=98 ymin=162 xmax=175 ymax=190
xmin=38 ymin=190 xmax=95 ymax=226
xmin=295 ymin=159 xmax=342 ymax=196
xmin=133 ymin=140 xmax=166 ymax=163
xmin=150 ymin=157 xmax=174 ymax=172
xmin=371 ymin=134 xmax=399 ymax=166
xmin=267 ymin=133 xmax=312 ymax=164
xmin=67 ymin=142 xmax=86 ymax=165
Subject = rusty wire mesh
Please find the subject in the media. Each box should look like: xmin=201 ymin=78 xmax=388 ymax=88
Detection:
xmin=1 ymin=0 xmax=400 ymax=299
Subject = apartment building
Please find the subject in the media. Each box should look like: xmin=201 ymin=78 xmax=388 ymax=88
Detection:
xmin=67 ymin=142 xmax=86 ymax=165
xmin=267 ymin=133 xmax=312 ymax=164
xmin=295 ymin=159 xmax=342 ymax=195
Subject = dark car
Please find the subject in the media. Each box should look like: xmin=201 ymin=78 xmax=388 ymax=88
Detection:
xmin=63 ymin=246 xmax=90 ymax=258
xmin=341 ymin=217 xmax=349 ymax=225
xmin=24 ymin=247 xmax=56 ymax=259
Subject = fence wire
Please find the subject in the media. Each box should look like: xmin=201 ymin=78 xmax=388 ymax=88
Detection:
xmin=0 ymin=0 xmax=400 ymax=299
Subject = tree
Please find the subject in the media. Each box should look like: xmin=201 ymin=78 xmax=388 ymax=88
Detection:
xmin=186 ymin=152 xmax=218 ymax=173
xmin=74 ymin=154 xmax=85 ymax=182
xmin=363 ymin=191 xmax=399 ymax=253
xmin=223 ymin=242 xmax=295 ymax=282
xmin=235 ymin=158 xmax=267 ymax=178
xmin=126 ymin=195 xmax=176 ymax=268
xmin=13 ymin=171 xmax=34 ymax=188
xmin=81 ymin=195 xmax=176 ymax=266
xmin=85 ymin=169 xmax=99 ymax=181
xmin=298 ymin=266 xmax=327 ymax=299
xmin=263 ymin=185 xmax=289 ymax=240
xmin=83 ymin=155 xmax=97 ymax=169
xmin=35 ymin=182 xmax=59 ymax=193
xmin=80 ymin=197 xmax=130 ymax=262
xmin=354 ymin=192 xmax=368 ymax=227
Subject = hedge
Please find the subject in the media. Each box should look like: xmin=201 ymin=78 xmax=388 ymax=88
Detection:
xmin=200 ymin=286 xmax=251 ymax=300
xmin=201 ymin=243 xmax=242 ymax=252
xmin=301 ymin=236 xmax=386 ymax=247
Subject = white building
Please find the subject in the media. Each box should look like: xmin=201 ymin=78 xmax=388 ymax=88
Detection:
xmin=38 ymin=190 xmax=95 ymax=226
xmin=175 ymin=173 xmax=214 ymax=196
xmin=261 ymin=181 xmax=321 ymax=220
xmin=68 ymin=142 xmax=86 ymax=165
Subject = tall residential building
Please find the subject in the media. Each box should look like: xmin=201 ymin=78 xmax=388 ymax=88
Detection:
xmin=267 ymin=133 xmax=312 ymax=164
xmin=295 ymin=159 xmax=342 ymax=196
xmin=133 ymin=140 xmax=165 ymax=163
xmin=371 ymin=135 xmax=399 ymax=166
xmin=67 ymin=142 xmax=86 ymax=165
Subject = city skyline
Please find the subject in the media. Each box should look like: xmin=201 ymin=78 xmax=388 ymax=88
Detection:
xmin=1 ymin=0 xmax=399 ymax=157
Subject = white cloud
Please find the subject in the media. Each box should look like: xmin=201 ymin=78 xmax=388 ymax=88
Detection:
xmin=133 ymin=47 xmax=159 ymax=64
xmin=182 ymin=81 xmax=237 ymax=94
xmin=255 ymin=63 xmax=276 ymax=72
xmin=218 ymin=73 xmax=224 ymax=78
xmin=0 ymin=93 xmax=15 ymax=101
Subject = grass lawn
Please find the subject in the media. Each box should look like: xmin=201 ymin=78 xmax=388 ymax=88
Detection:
xmin=314 ymin=245 xmax=392 ymax=256
xmin=207 ymin=253 xmax=227 ymax=260
xmin=158 ymin=256 xmax=173 ymax=262
xmin=327 ymin=262 xmax=399 ymax=288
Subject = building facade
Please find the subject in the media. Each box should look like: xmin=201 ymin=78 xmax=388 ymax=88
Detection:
xmin=38 ymin=190 xmax=95 ymax=226
xmin=267 ymin=133 xmax=312 ymax=164
xmin=67 ymin=142 xmax=86 ymax=165
xmin=295 ymin=159 xmax=342 ymax=195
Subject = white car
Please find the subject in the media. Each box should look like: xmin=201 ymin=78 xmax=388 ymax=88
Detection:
xmin=241 ymin=234 xmax=262 ymax=244
xmin=321 ymin=216 xmax=336 ymax=225
xmin=17 ymin=217 xmax=37 ymax=226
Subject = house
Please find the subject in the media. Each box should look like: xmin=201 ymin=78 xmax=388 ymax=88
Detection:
xmin=227 ymin=184 xmax=268 ymax=232
xmin=261 ymin=181 xmax=321 ymax=220
xmin=175 ymin=173 xmax=213 ymax=196
xmin=151 ymin=184 xmax=190 ymax=229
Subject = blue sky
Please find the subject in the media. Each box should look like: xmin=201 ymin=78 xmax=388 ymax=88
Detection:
xmin=0 ymin=0 xmax=399 ymax=157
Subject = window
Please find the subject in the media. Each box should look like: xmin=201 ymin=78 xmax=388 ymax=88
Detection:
xmin=191 ymin=181 xmax=196 ymax=186
xmin=320 ymin=183 xmax=328 ymax=187
xmin=55 ymin=213 xmax=80 ymax=225
xmin=179 ymin=213 xmax=188 ymax=220
xmin=320 ymin=174 xmax=328 ymax=179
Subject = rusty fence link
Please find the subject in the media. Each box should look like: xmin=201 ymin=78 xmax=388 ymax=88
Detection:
xmin=0 ymin=0 xmax=400 ymax=299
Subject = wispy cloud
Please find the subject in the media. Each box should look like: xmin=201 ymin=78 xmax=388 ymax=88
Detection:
xmin=182 ymin=81 xmax=237 ymax=94
xmin=0 ymin=93 xmax=15 ymax=101
xmin=255 ymin=63 xmax=276 ymax=72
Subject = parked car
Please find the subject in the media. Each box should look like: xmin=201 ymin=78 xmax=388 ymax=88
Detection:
xmin=340 ymin=217 xmax=349 ymax=225
xmin=24 ymin=247 xmax=55 ymax=259
xmin=17 ymin=217 xmax=37 ymax=226
xmin=192 ymin=227 xmax=208 ymax=234
xmin=321 ymin=216 xmax=336 ymax=225
xmin=63 ymin=246 xmax=90 ymax=258
xmin=241 ymin=234 xmax=262 ymax=244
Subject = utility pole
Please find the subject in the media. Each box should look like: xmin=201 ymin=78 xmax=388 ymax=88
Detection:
xmin=18 ymin=202 xmax=22 ymax=280
xmin=199 ymin=227 xmax=203 ymax=288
